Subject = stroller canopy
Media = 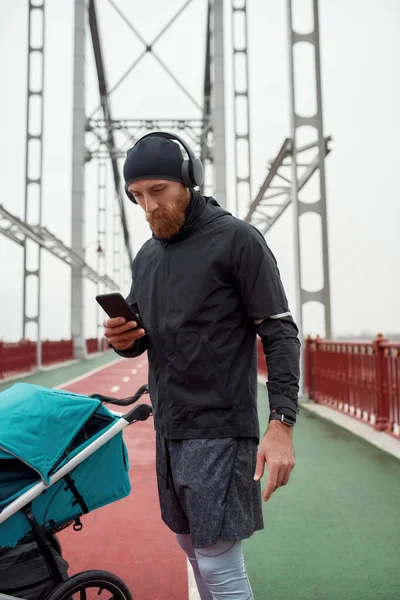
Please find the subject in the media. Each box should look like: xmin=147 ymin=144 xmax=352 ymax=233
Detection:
xmin=0 ymin=383 xmax=131 ymax=547
xmin=0 ymin=383 xmax=106 ymax=484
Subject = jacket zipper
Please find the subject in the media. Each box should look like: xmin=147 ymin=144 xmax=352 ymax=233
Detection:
xmin=159 ymin=242 xmax=169 ymax=332
xmin=159 ymin=242 xmax=169 ymax=437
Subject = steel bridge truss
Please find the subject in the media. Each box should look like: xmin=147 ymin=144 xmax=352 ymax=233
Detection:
xmin=1 ymin=0 xmax=332 ymax=364
xmin=245 ymin=0 xmax=332 ymax=342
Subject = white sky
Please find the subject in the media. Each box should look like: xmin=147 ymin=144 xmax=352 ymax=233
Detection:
xmin=0 ymin=0 xmax=399 ymax=342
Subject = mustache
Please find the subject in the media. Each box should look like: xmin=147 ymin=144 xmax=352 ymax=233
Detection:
xmin=146 ymin=206 xmax=173 ymax=221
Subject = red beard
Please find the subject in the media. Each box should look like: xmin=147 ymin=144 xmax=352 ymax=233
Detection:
xmin=146 ymin=190 xmax=190 ymax=238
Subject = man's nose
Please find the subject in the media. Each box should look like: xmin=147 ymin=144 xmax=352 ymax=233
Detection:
xmin=143 ymin=196 xmax=158 ymax=213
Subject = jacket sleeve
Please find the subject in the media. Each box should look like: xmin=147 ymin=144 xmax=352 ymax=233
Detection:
xmin=111 ymin=270 xmax=148 ymax=359
xmin=230 ymin=223 xmax=300 ymax=419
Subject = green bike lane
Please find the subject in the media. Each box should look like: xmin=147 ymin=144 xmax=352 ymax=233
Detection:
xmin=245 ymin=386 xmax=400 ymax=600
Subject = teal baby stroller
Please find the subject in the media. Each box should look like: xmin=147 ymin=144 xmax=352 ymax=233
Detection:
xmin=0 ymin=382 xmax=151 ymax=600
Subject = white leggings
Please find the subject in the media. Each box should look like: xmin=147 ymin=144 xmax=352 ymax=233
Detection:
xmin=176 ymin=533 xmax=254 ymax=600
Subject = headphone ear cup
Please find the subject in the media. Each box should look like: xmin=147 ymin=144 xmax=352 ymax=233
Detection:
xmin=191 ymin=158 xmax=204 ymax=187
xmin=124 ymin=183 xmax=137 ymax=204
xmin=181 ymin=159 xmax=195 ymax=188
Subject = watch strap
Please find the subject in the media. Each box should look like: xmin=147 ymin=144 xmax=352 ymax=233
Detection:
xmin=269 ymin=411 xmax=296 ymax=427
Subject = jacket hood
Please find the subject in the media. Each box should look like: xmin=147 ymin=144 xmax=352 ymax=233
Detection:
xmin=151 ymin=189 xmax=231 ymax=244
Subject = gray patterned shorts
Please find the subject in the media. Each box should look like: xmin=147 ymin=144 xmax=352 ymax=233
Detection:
xmin=155 ymin=434 xmax=264 ymax=548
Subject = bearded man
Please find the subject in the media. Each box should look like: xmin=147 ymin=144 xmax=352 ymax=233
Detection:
xmin=103 ymin=132 xmax=300 ymax=600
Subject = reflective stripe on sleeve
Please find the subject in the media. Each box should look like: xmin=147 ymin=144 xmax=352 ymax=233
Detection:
xmin=254 ymin=311 xmax=292 ymax=325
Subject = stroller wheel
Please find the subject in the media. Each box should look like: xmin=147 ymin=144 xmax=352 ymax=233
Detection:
xmin=46 ymin=570 xmax=132 ymax=600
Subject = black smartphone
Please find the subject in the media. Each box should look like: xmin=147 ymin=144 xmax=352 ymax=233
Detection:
xmin=96 ymin=292 xmax=145 ymax=330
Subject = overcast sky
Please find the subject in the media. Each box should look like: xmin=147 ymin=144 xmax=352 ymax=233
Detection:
xmin=0 ymin=0 xmax=399 ymax=342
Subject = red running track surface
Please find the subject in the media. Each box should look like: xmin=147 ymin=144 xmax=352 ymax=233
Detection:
xmin=57 ymin=355 xmax=188 ymax=599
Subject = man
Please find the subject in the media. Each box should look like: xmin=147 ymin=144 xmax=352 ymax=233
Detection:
xmin=103 ymin=133 xmax=300 ymax=600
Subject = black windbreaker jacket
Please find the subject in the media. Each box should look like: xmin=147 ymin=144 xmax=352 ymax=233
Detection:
xmin=115 ymin=190 xmax=300 ymax=442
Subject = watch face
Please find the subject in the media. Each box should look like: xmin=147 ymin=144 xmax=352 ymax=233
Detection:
xmin=278 ymin=410 xmax=295 ymax=422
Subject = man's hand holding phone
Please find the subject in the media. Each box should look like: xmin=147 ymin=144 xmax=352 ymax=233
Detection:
xmin=96 ymin=292 xmax=146 ymax=351
xmin=103 ymin=317 xmax=146 ymax=351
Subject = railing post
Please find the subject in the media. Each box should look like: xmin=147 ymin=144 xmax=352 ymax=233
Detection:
xmin=373 ymin=332 xmax=389 ymax=431
xmin=313 ymin=334 xmax=321 ymax=403
xmin=304 ymin=335 xmax=313 ymax=399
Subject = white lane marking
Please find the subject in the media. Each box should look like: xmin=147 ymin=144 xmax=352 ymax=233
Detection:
xmin=110 ymin=385 xmax=120 ymax=393
xmin=188 ymin=559 xmax=201 ymax=600
xmin=122 ymin=376 xmax=130 ymax=383
xmin=131 ymin=369 xmax=137 ymax=375
xmin=55 ymin=357 xmax=124 ymax=389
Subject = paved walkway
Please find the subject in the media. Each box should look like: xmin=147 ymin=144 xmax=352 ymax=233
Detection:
xmin=1 ymin=354 xmax=400 ymax=599
xmin=246 ymin=385 xmax=400 ymax=600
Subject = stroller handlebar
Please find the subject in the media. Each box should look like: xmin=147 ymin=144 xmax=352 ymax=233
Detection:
xmin=89 ymin=384 xmax=149 ymax=406
xmin=124 ymin=403 xmax=152 ymax=423
xmin=89 ymin=384 xmax=152 ymax=423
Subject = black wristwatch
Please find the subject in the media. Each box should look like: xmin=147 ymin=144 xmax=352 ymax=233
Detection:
xmin=269 ymin=410 xmax=296 ymax=427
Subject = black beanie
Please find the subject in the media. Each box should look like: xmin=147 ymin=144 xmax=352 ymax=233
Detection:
xmin=123 ymin=136 xmax=184 ymax=187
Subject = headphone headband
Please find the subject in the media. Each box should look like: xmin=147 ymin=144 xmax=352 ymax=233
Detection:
xmin=133 ymin=131 xmax=197 ymax=163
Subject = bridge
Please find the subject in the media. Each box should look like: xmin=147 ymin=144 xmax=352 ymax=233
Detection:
xmin=0 ymin=1 xmax=399 ymax=599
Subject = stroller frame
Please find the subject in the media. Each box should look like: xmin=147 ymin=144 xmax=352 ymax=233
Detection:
xmin=0 ymin=386 xmax=151 ymax=600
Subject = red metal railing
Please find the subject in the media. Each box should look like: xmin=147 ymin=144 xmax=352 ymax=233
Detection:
xmin=86 ymin=338 xmax=111 ymax=353
xmin=0 ymin=340 xmax=37 ymax=380
xmin=304 ymin=335 xmax=400 ymax=439
xmin=42 ymin=340 xmax=74 ymax=366
xmin=0 ymin=338 xmax=110 ymax=380
xmin=87 ymin=338 xmax=99 ymax=354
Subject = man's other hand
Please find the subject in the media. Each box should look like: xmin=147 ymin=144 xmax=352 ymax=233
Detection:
xmin=253 ymin=418 xmax=295 ymax=502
